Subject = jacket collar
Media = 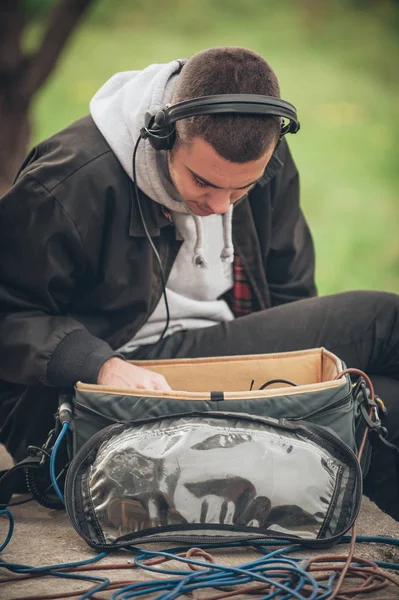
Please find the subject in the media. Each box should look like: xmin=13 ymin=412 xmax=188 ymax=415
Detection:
xmin=129 ymin=185 xmax=171 ymax=237
xmin=257 ymin=142 xmax=284 ymax=187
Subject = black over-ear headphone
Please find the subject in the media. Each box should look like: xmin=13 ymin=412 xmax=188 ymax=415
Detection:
xmin=140 ymin=94 xmax=300 ymax=151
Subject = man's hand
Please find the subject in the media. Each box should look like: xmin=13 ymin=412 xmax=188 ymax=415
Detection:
xmin=97 ymin=357 xmax=171 ymax=391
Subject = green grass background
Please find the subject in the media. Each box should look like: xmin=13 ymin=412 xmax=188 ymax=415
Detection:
xmin=29 ymin=0 xmax=399 ymax=295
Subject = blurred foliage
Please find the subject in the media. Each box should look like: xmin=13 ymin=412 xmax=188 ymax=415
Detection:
xmin=24 ymin=0 xmax=399 ymax=295
xmin=22 ymin=0 xmax=56 ymax=19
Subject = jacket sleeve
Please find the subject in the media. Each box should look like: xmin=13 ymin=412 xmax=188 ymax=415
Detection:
xmin=266 ymin=142 xmax=317 ymax=306
xmin=0 ymin=175 xmax=117 ymax=387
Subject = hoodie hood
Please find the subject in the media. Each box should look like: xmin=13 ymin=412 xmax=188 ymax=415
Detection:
xmin=90 ymin=59 xmax=188 ymax=213
xmin=90 ymin=60 xmax=234 ymax=267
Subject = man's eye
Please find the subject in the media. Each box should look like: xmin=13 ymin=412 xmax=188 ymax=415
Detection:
xmin=193 ymin=177 xmax=208 ymax=188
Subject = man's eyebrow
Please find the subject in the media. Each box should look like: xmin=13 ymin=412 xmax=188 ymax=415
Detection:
xmin=187 ymin=167 xmax=262 ymax=190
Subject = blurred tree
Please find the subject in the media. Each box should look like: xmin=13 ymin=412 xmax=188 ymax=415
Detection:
xmin=0 ymin=0 xmax=94 ymax=195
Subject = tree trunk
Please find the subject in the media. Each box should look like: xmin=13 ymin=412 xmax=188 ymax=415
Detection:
xmin=0 ymin=89 xmax=30 ymax=196
xmin=0 ymin=0 xmax=93 ymax=196
xmin=0 ymin=0 xmax=27 ymax=195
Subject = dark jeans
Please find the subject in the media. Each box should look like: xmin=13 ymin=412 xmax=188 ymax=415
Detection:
xmin=2 ymin=290 xmax=399 ymax=519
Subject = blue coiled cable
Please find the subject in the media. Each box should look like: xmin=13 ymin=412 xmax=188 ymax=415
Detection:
xmin=110 ymin=545 xmax=322 ymax=600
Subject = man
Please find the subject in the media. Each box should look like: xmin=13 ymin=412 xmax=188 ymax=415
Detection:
xmin=0 ymin=47 xmax=398 ymax=519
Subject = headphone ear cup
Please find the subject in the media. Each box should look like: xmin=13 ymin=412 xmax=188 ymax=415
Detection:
xmin=143 ymin=110 xmax=176 ymax=151
xmin=292 ymin=120 xmax=300 ymax=134
xmin=147 ymin=126 xmax=176 ymax=151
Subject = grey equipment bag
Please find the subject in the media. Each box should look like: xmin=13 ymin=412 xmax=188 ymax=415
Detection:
xmin=63 ymin=348 xmax=371 ymax=550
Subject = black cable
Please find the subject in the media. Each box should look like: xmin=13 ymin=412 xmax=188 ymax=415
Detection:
xmin=258 ymin=378 xmax=299 ymax=390
xmin=25 ymin=466 xmax=65 ymax=510
xmin=0 ymin=471 xmax=64 ymax=509
xmin=131 ymin=135 xmax=171 ymax=353
xmin=0 ymin=496 xmax=35 ymax=508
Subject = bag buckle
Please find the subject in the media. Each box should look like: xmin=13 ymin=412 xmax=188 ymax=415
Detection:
xmin=359 ymin=397 xmax=399 ymax=453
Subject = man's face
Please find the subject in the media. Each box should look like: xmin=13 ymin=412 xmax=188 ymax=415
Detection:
xmin=168 ymin=137 xmax=275 ymax=216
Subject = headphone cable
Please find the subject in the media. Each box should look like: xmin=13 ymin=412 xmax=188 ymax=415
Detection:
xmin=131 ymin=136 xmax=171 ymax=353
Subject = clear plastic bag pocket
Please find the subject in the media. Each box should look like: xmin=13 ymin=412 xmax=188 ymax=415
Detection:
xmin=84 ymin=417 xmax=350 ymax=542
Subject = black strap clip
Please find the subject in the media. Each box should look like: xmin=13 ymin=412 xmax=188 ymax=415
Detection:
xmin=27 ymin=413 xmax=60 ymax=467
xmin=360 ymin=401 xmax=399 ymax=453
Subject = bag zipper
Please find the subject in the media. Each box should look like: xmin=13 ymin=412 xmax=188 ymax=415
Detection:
xmin=65 ymin=412 xmax=362 ymax=551
xmin=292 ymin=390 xmax=352 ymax=421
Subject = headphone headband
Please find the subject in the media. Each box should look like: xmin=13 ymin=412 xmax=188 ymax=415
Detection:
xmin=141 ymin=93 xmax=300 ymax=150
xmin=156 ymin=94 xmax=299 ymax=131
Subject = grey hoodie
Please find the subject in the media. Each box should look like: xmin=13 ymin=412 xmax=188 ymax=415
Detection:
xmin=90 ymin=60 xmax=235 ymax=350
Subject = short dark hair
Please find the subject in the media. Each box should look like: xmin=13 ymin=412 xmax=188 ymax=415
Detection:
xmin=172 ymin=47 xmax=281 ymax=163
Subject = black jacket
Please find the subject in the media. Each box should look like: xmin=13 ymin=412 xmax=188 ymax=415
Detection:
xmin=0 ymin=116 xmax=316 ymax=390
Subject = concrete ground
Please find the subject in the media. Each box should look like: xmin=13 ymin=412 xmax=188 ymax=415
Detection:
xmin=1 ymin=445 xmax=399 ymax=599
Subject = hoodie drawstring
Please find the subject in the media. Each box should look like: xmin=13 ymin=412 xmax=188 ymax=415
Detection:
xmin=193 ymin=215 xmax=208 ymax=268
xmin=193 ymin=205 xmax=234 ymax=268
xmin=220 ymin=205 xmax=234 ymax=264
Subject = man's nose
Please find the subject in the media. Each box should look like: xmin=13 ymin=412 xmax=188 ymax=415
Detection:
xmin=207 ymin=190 xmax=232 ymax=214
